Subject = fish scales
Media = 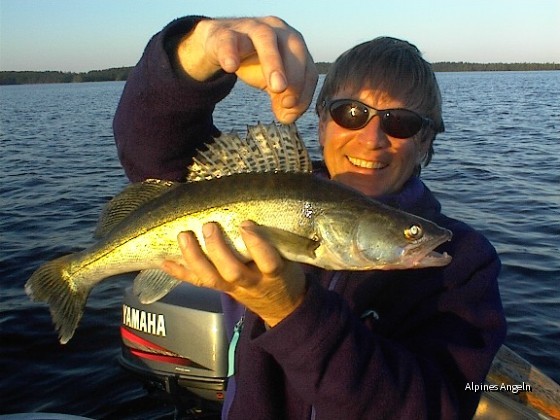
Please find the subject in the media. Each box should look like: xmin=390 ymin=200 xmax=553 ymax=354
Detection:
xmin=76 ymin=172 xmax=370 ymax=273
xmin=25 ymin=123 xmax=452 ymax=344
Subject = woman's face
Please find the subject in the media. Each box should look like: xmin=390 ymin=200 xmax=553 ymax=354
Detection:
xmin=319 ymin=88 xmax=430 ymax=198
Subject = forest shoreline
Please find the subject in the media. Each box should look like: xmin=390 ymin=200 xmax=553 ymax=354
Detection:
xmin=1 ymin=62 xmax=559 ymax=85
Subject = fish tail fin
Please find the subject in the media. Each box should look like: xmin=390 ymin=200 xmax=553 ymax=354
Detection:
xmin=25 ymin=255 xmax=90 ymax=344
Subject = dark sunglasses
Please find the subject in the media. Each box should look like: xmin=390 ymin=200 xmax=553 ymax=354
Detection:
xmin=324 ymin=99 xmax=434 ymax=139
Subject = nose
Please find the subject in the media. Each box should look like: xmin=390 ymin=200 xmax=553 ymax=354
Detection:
xmin=356 ymin=116 xmax=390 ymax=150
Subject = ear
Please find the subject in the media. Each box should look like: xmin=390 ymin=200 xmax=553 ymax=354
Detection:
xmin=416 ymin=134 xmax=432 ymax=165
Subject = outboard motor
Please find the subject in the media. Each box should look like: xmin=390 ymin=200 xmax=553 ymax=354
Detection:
xmin=119 ymin=283 xmax=229 ymax=409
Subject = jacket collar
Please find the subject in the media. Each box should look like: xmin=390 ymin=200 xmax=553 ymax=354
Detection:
xmin=313 ymin=161 xmax=441 ymax=220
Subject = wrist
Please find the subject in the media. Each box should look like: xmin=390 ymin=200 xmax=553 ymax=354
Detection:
xmin=176 ymin=19 xmax=222 ymax=81
xmin=261 ymin=278 xmax=308 ymax=328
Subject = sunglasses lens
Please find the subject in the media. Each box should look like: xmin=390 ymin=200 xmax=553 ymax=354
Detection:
xmin=328 ymin=100 xmax=424 ymax=138
xmin=329 ymin=101 xmax=370 ymax=130
xmin=381 ymin=110 xmax=423 ymax=139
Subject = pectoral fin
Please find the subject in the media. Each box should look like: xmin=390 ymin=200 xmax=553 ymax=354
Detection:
xmin=133 ymin=269 xmax=182 ymax=304
xmin=241 ymin=223 xmax=319 ymax=261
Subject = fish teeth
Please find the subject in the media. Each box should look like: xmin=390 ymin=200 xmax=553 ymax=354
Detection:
xmin=347 ymin=156 xmax=386 ymax=169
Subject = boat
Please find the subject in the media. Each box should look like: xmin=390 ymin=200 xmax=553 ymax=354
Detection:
xmin=118 ymin=283 xmax=560 ymax=419
xmin=474 ymin=345 xmax=560 ymax=419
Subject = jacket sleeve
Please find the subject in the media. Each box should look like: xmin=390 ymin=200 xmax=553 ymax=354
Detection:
xmin=249 ymin=222 xmax=506 ymax=419
xmin=113 ymin=16 xmax=237 ymax=182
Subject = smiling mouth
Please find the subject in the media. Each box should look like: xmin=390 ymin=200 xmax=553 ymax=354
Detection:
xmin=347 ymin=156 xmax=388 ymax=170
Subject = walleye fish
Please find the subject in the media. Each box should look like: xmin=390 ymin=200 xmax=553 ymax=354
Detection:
xmin=26 ymin=123 xmax=452 ymax=344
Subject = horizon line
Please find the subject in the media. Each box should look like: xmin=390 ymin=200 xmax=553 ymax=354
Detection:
xmin=2 ymin=60 xmax=560 ymax=74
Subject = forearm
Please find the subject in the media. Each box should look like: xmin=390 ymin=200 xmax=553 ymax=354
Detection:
xmin=113 ymin=16 xmax=236 ymax=182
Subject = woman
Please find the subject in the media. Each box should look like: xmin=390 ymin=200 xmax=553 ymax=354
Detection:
xmin=114 ymin=15 xmax=506 ymax=419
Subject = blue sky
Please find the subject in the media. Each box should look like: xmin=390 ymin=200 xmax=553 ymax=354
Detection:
xmin=1 ymin=0 xmax=558 ymax=72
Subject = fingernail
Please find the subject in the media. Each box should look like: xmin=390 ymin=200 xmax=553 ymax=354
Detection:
xmin=281 ymin=95 xmax=297 ymax=109
xmin=178 ymin=231 xmax=191 ymax=247
xmin=270 ymin=71 xmax=287 ymax=92
xmin=239 ymin=220 xmax=254 ymax=232
xmin=223 ymin=57 xmax=238 ymax=72
xmin=202 ymin=223 xmax=215 ymax=239
xmin=276 ymin=111 xmax=298 ymax=124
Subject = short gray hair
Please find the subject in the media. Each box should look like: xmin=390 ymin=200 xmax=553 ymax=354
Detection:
xmin=316 ymin=37 xmax=444 ymax=172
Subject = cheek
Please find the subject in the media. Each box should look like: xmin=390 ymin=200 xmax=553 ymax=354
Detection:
xmin=318 ymin=122 xmax=342 ymax=162
xmin=395 ymin=141 xmax=423 ymax=174
xmin=417 ymin=138 xmax=430 ymax=164
xmin=410 ymin=139 xmax=429 ymax=166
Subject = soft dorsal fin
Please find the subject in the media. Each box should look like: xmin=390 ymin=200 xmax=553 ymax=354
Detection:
xmin=94 ymin=179 xmax=178 ymax=238
xmin=186 ymin=123 xmax=312 ymax=182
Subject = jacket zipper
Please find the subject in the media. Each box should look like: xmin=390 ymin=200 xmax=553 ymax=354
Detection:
xmin=227 ymin=311 xmax=245 ymax=377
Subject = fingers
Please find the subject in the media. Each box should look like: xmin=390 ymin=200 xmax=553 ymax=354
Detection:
xmin=200 ymin=223 xmax=257 ymax=286
xmin=244 ymin=20 xmax=289 ymax=93
xmin=239 ymin=220 xmax=284 ymax=276
xmin=269 ymin=22 xmax=318 ymax=122
xmin=253 ymin=17 xmax=317 ymax=122
xmin=161 ymin=222 xmax=285 ymax=288
xmin=208 ymin=18 xmax=289 ymax=90
xmin=212 ymin=30 xmax=242 ymax=73
xmin=161 ymin=259 xmax=197 ymax=284
xmin=162 ymin=229 xmax=233 ymax=291
xmin=200 ymin=17 xmax=318 ymax=123
xmin=163 ymin=224 xmax=258 ymax=290
xmin=161 ymin=222 xmax=306 ymax=326
xmin=269 ymin=56 xmax=318 ymax=123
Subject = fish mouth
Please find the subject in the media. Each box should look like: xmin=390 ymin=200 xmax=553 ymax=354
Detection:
xmin=355 ymin=229 xmax=452 ymax=270
xmin=347 ymin=156 xmax=388 ymax=170
xmin=412 ymin=249 xmax=452 ymax=268
xmin=408 ymin=229 xmax=453 ymax=268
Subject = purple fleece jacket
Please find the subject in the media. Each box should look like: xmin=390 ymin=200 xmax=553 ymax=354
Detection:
xmin=113 ymin=17 xmax=506 ymax=420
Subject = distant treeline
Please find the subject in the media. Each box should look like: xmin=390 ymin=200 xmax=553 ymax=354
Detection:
xmin=1 ymin=62 xmax=558 ymax=85
xmin=0 ymin=67 xmax=132 ymax=85
xmin=316 ymin=61 xmax=560 ymax=73
xmin=431 ymin=62 xmax=560 ymax=72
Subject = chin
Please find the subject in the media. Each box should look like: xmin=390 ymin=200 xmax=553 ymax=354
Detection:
xmin=334 ymin=174 xmax=392 ymax=197
xmin=350 ymin=180 xmax=389 ymax=198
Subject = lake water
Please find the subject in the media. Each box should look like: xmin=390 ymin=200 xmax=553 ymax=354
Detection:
xmin=1 ymin=71 xmax=559 ymax=418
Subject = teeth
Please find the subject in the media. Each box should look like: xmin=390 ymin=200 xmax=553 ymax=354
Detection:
xmin=348 ymin=156 xmax=386 ymax=169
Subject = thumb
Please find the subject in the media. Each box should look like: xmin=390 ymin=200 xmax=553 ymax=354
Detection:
xmin=239 ymin=220 xmax=284 ymax=276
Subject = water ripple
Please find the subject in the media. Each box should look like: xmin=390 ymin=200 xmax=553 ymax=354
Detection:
xmin=1 ymin=74 xmax=559 ymax=416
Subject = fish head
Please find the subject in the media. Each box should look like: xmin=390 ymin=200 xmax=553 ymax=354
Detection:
xmin=353 ymin=209 xmax=452 ymax=270
xmin=314 ymin=205 xmax=452 ymax=270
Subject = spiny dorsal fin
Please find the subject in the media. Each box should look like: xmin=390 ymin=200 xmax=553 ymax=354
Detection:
xmin=186 ymin=123 xmax=312 ymax=182
xmin=94 ymin=179 xmax=178 ymax=238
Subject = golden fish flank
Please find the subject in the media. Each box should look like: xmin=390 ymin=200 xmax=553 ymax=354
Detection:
xmin=25 ymin=123 xmax=452 ymax=344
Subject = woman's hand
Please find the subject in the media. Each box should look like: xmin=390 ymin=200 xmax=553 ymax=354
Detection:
xmin=177 ymin=16 xmax=318 ymax=124
xmin=161 ymin=221 xmax=307 ymax=327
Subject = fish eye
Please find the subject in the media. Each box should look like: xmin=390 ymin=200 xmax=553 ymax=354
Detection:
xmin=404 ymin=224 xmax=423 ymax=240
